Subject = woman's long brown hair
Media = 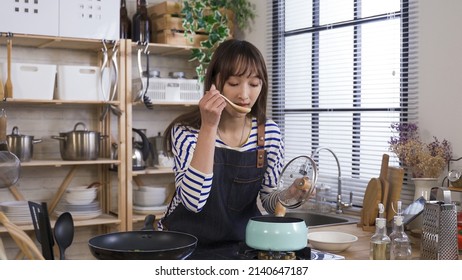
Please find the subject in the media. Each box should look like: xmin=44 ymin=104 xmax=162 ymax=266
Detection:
xmin=163 ymin=39 xmax=268 ymax=155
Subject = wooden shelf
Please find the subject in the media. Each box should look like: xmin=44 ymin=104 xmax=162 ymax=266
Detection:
xmin=0 ymin=214 xmax=120 ymax=234
xmin=133 ymin=101 xmax=198 ymax=107
xmin=449 ymin=187 xmax=462 ymax=192
xmin=133 ymin=167 xmax=174 ymax=176
xmin=0 ymin=33 xmax=194 ymax=57
xmin=131 ymin=42 xmax=194 ymax=57
xmin=20 ymin=159 xmax=119 ymax=167
xmin=0 ymin=33 xmax=111 ymax=51
xmin=2 ymin=99 xmax=120 ymax=106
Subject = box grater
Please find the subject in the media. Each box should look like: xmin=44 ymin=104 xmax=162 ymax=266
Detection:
xmin=420 ymin=187 xmax=458 ymax=260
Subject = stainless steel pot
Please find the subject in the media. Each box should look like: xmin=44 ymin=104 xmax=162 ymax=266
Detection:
xmin=52 ymin=122 xmax=104 ymax=161
xmin=6 ymin=126 xmax=42 ymax=162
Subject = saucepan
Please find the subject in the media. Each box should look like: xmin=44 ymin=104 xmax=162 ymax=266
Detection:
xmin=7 ymin=126 xmax=42 ymax=162
xmin=245 ymin=215 xmax=308 ymax=251
xmin=88 ymin=215 xmax=198 ymax=260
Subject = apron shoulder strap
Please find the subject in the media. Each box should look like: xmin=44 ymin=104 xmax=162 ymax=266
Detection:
xmin=257 ymin=123 xmax=266 ymax=168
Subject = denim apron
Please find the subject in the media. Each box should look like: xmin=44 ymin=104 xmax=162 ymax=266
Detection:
xmin=162 ymin=125 xmax=267 ymax=246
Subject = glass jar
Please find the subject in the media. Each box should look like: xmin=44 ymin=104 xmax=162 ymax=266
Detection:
xmin=316 ymin=184 xmax=331 ymax=213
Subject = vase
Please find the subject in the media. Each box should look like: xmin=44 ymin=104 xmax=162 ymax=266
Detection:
xmin=412 ymin=178 xmax=438 ymax=200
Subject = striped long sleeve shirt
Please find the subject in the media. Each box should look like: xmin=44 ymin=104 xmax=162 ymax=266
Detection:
xmin=161 ymin=117 xmax=285 ymax=223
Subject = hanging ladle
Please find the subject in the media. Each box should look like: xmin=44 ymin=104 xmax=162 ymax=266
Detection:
xmin=221 ymin=95 xmax=251 ymax=114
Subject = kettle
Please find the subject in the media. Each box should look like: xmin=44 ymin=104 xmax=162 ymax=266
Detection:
xmin=132 ymin=128 xmax=152 ymax=170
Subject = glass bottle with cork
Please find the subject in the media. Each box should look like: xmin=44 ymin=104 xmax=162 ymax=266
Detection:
xmin=120 ymin=0 xmax=131 ymax=39
xmin=132 ymin=0 xmax=151 ymax=43
xmin=370 ymin=203 xmax=390 ymax=260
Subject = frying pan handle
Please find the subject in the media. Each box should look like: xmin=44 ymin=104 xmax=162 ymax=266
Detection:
xmin=141 ymin=214 xmax=156 ymax=230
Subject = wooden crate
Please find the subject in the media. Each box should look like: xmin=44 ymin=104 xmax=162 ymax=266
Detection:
xmin=151 ymin=13 xmax=234 ymax=35
xmin=153 ymin=29 xmax=209 ymax=47
xmin=148 ymin=1 xmax=183 ymax=16
xmin=148 ymin=1 xmax=235 ymax=35
xmin=152 ymin=14 xmax=184 ymax=32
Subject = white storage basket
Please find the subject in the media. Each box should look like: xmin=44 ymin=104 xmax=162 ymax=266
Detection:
xmin=134 ymin=78 xmax=203 ymax=104
xmin=56 ymin=65 xmax=102 ymax=101
xmin=1 ymin=63 xmax=56 ymax=100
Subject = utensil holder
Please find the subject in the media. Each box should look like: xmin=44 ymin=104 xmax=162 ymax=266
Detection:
xmin=421 ymin=187 xmax=458 ymax=260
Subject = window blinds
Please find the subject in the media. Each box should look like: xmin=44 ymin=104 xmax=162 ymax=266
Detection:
xmin=265 ymin=0 xmax=420 ymax=207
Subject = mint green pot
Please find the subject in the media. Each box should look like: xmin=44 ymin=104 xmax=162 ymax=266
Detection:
xmin=245 ymin=216 xmax=308 ymax=251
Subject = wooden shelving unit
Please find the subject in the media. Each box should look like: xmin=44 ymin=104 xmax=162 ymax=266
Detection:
xmin=0 ymin=35 xmax=127 ymax=237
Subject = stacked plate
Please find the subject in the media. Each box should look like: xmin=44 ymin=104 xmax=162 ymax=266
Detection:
xmin=56 ymin=186 xmax=102 ymax=220
xmin=0 ymin=201 xmax=32 ymax=225
xmin=55 ymin=201 xmax=102 ymax=221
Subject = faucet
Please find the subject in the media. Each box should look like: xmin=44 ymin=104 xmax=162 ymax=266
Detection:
xmin=311 ymin=147 xmax=353 ymax=214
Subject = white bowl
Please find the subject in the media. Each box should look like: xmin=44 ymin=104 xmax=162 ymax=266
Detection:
xmin=307 ymin=231 xmax=358 ymax=252
xmin=65 ymin=186 xmax=98 ymax=205
xmin=133 ymin=188 xmax=168 ymax=206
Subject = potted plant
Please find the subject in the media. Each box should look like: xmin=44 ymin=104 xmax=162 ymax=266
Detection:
xmin=181 ymin=0 xmax=256 ymax=81
xmin=388 ymin=122 xmax=452 ymax=199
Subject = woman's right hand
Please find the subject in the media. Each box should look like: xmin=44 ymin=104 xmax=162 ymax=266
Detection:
xmin=199 ymin=84 xmax=226 ymax=129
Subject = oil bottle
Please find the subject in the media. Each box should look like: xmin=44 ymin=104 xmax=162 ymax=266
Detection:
xmin=370 ymin=203 xmax=390 ymax=260
xmin=389 ymin=201 xmax=412 ymax=260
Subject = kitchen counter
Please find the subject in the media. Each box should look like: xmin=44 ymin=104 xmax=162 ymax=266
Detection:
xmin=309 ymin=223 xmax=423 ymax=260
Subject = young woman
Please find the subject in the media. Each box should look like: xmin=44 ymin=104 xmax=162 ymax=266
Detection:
xmin=159 ymin=39 xmax=305 ymax=246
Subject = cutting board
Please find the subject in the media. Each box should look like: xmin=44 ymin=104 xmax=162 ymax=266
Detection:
xmin=386 ymin=166 xmax=404 ymax=223
xmin=359 ymin=177 xmax=382 ymax=231
xmin=379 ymin=154 xmax=390 ymax=220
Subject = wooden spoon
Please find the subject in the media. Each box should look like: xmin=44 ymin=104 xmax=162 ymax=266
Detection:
xmin=4 ymin=39 xmax=12 ymax=99
xmin=221 ymin=95 xmax=251 ymax=113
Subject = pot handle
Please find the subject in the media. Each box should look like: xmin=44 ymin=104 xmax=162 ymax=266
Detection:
xmin=141 ymin=214 xmax=156 ymax=231
xmin=32 ymin=138 xmax=42 ymax=144
xmin=73 ymin=122 xmax=87 ymax=131
xmin=11 ymin=126 xmax=19 ymax=135
xmin=51 ymin=135 xmax=66 ymax=141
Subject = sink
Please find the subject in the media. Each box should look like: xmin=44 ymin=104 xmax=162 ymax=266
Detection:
xmin=284 ymin=211 xmax=359 ymax=228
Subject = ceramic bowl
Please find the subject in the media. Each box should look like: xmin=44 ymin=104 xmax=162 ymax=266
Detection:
xmin=133 ymin=186 xmax=168 ymax=206
xmin=65 ymin=186 xmax=98 ymax=205
xmin=307 ymin=231 xmax=358 ymax=252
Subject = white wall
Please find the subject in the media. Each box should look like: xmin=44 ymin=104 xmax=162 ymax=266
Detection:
xmin=418 ymin=0 xmax=462 ymax=165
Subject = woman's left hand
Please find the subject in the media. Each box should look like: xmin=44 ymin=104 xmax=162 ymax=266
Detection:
xmin=278 ymin=177 xmax=315 ymax=206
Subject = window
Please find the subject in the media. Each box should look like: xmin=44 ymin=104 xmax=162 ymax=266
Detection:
xmin=267 ymin=0 xmax=419 ymax=206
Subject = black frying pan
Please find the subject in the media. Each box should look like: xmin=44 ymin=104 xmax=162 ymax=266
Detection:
xmin=88 ymin=215 xmax=197 ymax=260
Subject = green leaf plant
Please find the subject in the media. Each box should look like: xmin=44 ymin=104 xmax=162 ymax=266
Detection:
xmin=182 ymin=0 xmax=256 ymax=82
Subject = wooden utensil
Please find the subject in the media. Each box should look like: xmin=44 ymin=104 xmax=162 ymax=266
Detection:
xmin=359 ymin=177 xmax=382 ymax=231
xmin=4 ymin=39 xmax=12 ymax=99
xmin=379 ymin=154 xmax=389 ymax=220
xmin=221 ymin=95 xmax=251 ymax=114
xmin=386 ymin=166 xmax=404 ymax=223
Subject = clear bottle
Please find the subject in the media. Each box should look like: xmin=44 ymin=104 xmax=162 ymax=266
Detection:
xmin=390 ymin=201 xmax=412 ymax=260
xmin=132 ymin=0 xmax=151 ymax=43
xmin=370 ymin=204 xmax=390 ymax=260
xmin=120 ymin=0 xmax=132 ymax=39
